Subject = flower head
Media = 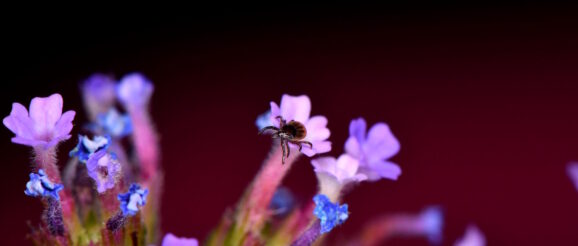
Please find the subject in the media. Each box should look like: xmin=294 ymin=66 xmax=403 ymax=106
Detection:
xmin=25 ymin=169 xmax=64 ymax=200
xmin=161 ymin=233 xmax=199 ymax=246
xmin=69 ymin=135 xmax=111 ymax=163
xmin=419 ymin=206 xmax=444 ymax=244
xmin=312 ymin=154 xmax=367 ymax=186
xmin=81 ymin=74 xmax=116 ymax=115
xmin=96 ymin=108 xmax=133 ymax=138
xmin=116 ymin=73 xmax=154 ymax=108
xmin=118 ymin=183 xmax=148 ymax=216
xmin=86 ymin=150 xmax=121 ymax=193
xmin=269 ymin=94 xmax=331 ymax=157
xmin=3 ymin=93 xmax=75 ymax=149
xmin=455 ymin=224 xmax=486 ymax=246
xmin=313 ymin=194 xmax=349 ymax=234
xmin=345 ymin=117 xmax=401 ymax=181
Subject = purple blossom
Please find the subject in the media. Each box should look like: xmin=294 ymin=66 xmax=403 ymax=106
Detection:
xmin=255 ymin=110 xmax=272 ymax=129
xmin=81 ymin=74 xmax=116 ymax=117
xmin=25 ymin=169 xmax=64 ymax=200
xmin=454 ymin=224 xmax=486 ymax=246
xmin=86 ymin=150 xmax=121 ymax=193
xmin=419 ymin=206 xmax=444 ymax=244
xmin=116 ymin=73 xmax=154 ymax=108
xmin=311 ymin=154 xmax=367 ymax=186
xmin=118 ymin=183 xmax=148 ymax=216
xmin=3 ymin=93 xmax=75 ymax=149
xmin=161 ymin=233 xmax=199 ymax=246
xmin=344 ymin=117 xmax=401 ymax=181
xmin=269 ymin=94 xmax=331 ymax=157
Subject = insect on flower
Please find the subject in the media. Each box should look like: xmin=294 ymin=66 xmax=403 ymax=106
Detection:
xmin=259 ymin=116 xmax=313 ymax=164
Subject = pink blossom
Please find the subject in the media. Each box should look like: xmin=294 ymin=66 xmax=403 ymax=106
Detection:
xmin=3 ymin=94 xmax=75 ymax=149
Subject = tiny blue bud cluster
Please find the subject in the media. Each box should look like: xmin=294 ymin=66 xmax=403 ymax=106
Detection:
xmin=24 ymin=169 xmax=64 ymax=200
xmin=313 ymin=194 xmax=349 ymax=234
xmin=118 ymin=183 xmax=149 ymax=216
xmin=69 ymin=135 xmax=111 ymax=163
xmin=97 ymin=108 xmax=133 ymax=138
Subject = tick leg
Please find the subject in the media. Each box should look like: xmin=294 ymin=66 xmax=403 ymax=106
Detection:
xmin=296 ymin=142 xmax=303 ymax=151
xmin=286 ymin=141 xmax=291 ymax=160
xmin=281 ymin=139 xmax=287 ymax=164
xmin=259 ymin=126 xmax=279 ymax=135
xmin=276 ymin=116 xmax=286 ymax=127
xmin=300 ymin=141 xmax=313 ymax=149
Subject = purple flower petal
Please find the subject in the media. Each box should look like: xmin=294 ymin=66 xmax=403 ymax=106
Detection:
xmin=279 ymin=94 xmax=311 ymax=123
xmin=3 ymin=103 xmax=35 ymax=139
xmin=349 ymin=117 xmax=367 ymax=144
xmin=311 ymin=154 xmax=366 ymax=185
xmin=455 ymin=224 xmax=485 ymax=246
xmin=29 ymin=94 xmax=63 ymax=135
xmin=162 ymin=233 xmax=199 ymax=246
xmin=364 ymin=123 xmax=400 ymax=163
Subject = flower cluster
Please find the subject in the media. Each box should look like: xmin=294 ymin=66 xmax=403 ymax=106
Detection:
xmin=6 ymin=73 xmax=488 ymax=245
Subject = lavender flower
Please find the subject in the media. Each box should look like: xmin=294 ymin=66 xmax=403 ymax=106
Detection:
xmin=311 ymin=154 xmax=367 ymax=186
xmin=455 ymin=224 xmax=486 ymax=246
xmin=345 ymin=117 xmax=401 ymax=181
xmin=3 ymin=93 xmax=75 ymax=149
xmin=116 ymin=73 xmax=154 ymax=108
xmin=313 ymin=194 xmax=349 ymax=234
xmin=118 ymin=183 xmax=148 ymax=216
xmin=269 ymin=94 xmax=331 ymax=156
xmin=81 ymin=74 xmax=117 ymax=119
xmin=25 ymin=169 xmax=64 ymax=200
xmin=162 ymin=233 xmax=199 ymax=246
xmin=86 ymin=150 xmax=121 ymax=193
xmin=96 ymin=108 xmax=133 ymax=138
xmin=69 ymin=135 xmax=111 ymax=163
xmin=419 ymin=206 xmax=444 ymax=244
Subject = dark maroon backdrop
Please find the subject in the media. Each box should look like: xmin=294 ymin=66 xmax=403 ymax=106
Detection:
xmin=2 ymin=6 xmax=578 ymax=245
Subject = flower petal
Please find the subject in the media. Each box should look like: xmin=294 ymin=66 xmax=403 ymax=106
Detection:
xmin=363 ymin=123 xmax=400 ymax=163
xmin=344 ymin=137 xmax=361 ymax=159
xmin=52 ymin=110 xmax=75 ymax=139
xmin=29 ymin=94 xmax=63 ymax=135
xmin=311 ymin=156 xmax=337 ymax=175
xmin=162 ymin=233 xmax=199 ymax=246
xmin=279 ymin=94 xmax=311 ymax=123
xmin=335 ymin=154 xmax=361 ymax=181
xmin=349 ymin=117 xmax=367 ymax=143
xmin=269 ymin=102 xmax=281 ymax=127
xmin=305 ymin=115 xmax=330 ymax=141
xmin=300 ymin=140 xmax=331 ymax=157
xmin=368 ymin=160 xmax=401 ymax=181
xmin=3 ymin=103 xmax=35 ymax=139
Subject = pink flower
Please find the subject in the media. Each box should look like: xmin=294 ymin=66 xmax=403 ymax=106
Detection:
xmin=3 ymin=94 xmax=75 ymax=149
xmin=311 ymin=154 xmax=367 ymax=186
xmin=455 ymin=224 xmax=486 ymax=246
xmin=161 ymin=233 xmax=199 ymax=246
xmin=269 ymin=94 xmax=331 ymax=156
xmin=345 ymin=118 xmax=401 ymax=181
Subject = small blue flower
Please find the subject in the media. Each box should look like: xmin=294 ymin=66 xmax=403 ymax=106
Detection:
xmin=24 ymin=169 xmax=64 ymax=200
xmin=313 ymin=194 xmax=349 ymax=234
xmin=118 ymin=183 xmax=148 ymax=216
xmin=69 ymin=135 xmax=111 ymax=163
xmin=269 ymin=187 xmax=296 ymax=217
xmin=255 ymin=110 xmax=272 ymax=129
xmin=97 ymin=108 xmax=133 ymax=138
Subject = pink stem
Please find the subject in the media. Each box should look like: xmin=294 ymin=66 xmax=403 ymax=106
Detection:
xmin=127 ymin=107 xmax=159 ymax=181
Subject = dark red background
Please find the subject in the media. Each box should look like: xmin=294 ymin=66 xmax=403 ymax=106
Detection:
xmin=2 ymin=6 xmax=578 ymax=245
